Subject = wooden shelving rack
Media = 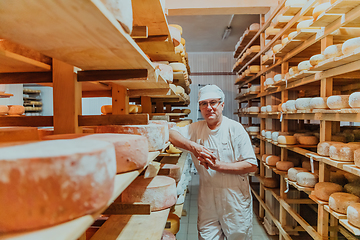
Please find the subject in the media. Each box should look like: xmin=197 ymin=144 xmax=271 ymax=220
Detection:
xmin=0 ymin=0 xmax=191 ymax=239
xmin=234 ymin=0 xmax=360 ymax=239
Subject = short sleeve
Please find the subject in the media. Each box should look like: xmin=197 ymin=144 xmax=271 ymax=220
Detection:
xmin=171 ymin=124 xmax=191 ymax=140
xmin=233 ymin=125 xmax=258 ymax=166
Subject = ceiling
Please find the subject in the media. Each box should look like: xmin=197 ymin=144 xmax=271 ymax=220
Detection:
xmin=167 ymin=14 xmax=261 ymax=52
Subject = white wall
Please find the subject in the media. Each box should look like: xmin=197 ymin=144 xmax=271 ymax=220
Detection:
xmin=187 ymin=52 xmax=239 ymax=122
xmin=0 ymin=84 xmax=23 ymax=106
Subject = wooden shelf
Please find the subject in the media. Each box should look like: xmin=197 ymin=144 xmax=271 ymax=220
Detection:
xmin=324 ymin=205 xmax=347 ymax=220
xmin=285 ymin=178 xmax=313 ymax=194
xmin=339 ymin=219 xmax=360 ymax=236
xmin=0 ymin=151 xmax=160 ymax=240
xmin=234 ymin=30 xmax=259 ymax=59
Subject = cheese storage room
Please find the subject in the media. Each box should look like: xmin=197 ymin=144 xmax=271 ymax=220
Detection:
xmin=2 ymin=0 xmax=360 ymax=239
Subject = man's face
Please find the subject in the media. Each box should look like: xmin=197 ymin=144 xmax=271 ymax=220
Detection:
xmin=199 ymin=98 xmax=224 ymax=122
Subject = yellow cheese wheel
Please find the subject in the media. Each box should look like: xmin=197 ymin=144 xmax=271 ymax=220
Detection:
xmin=310 ymin=97 xmax=328 ymax=109
xmin=329 ymin=192 xmax=360 ymax=214
xmin=297 ymin=135 xmax=319 ymax=145
xmin=288 ymin=31 xmax=298 ymax=39
xmin=165 ymin=213 xmax=180 ymax=234
xmin=263 ymin=177 xmax=279 ymax=188
xmin=8 ymin=105 xmax=25 ymax=116
xmin=0 ymin=105 xmax=8 ymax=115
xmin=289 ymin=66 xmax=299 ymax=76
xmin=249 ymin=23 xmax=260 ymax=31
xmin=169 ymin=24 xmax=182 ymax=35
xmin=349 ymin=92 xmax=360 ymax=108
xmin=277 ymin=135 xmax=297 ymax=145
xmin=272 ymin=44 xmax=283 ymax=54
xmin=314 ymin=182 xmax=343 ymax=201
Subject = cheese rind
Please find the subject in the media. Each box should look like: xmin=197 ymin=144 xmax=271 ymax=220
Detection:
xmin=317 ymin=141 xmax=343 ymax=156
xmin=266 ymin=155 xmax=280 ymax=166
xmin=272 ymin=44 xmax=283 ymax=54
xmin=276 ymin=161 xmax=294 ymax=171
xmin=324 ymin=44 xmax=343 ymax=59
xmin=0 ymin=139 xmax=116 ymax=232
xmin=288 ymin=167 xmax=308 ymax=181
xmin=289 ymin=67 xmax=299 ymax=76
xmin=297 ymin=136 xmax=319 ymax=145
xmin=347 ymin=203 xmax=360 ymax=228
xmin=298 ymin=60 xmax=312 ymax=71
xmin=329 ymin=143 xmax=360 ymax=162
xmin=327 ymin=95 xmax=350 ymax=109
xmin=310 ymin=54 xmax=326 ymax=66
xmin=0 ymin=105 xmax=8 ymax=115
xmin=285 ymin=100 xmax=296 ymax=111
xmin=314 ymin=182 xmax=343 ymax=201
xmin=169 ymin=26 xmax=181 ymax=47
xmin=121 ymin=176 xmax=177 ymax=211
xmin=249 ymin=23 xmax=260 ymax=31
xmin=349 ymin=92 xmax=360 ymax=108
xmin=342 ymin=37 xmax=360 ymax=55
xmin=296 ymin=172 xmax=318 ymax=187
xmin=274 ymin=74 xmax=284 ymax=83
xmin=262 ymin=177 xmax=279 ymax=188
xmin=295 ymin=98 xmax=312 ymax=110
xmin=310 ymin=97 xmax=328 ymax=109
xmin=8 ymin=105 xmax=25 ymax=116
xmin=160 ymin=164 xmax=181 ymax=183
xmin=277 ymin=135 xmax=297 ymax=145
xmin=329 ymin=192 xmax=360 ymax=214
xmin=297 ymin=20 xmax=314 ymax=31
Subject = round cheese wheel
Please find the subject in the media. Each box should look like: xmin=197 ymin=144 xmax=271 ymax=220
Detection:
xmin=166 ymin=144 xmax=182 ymax=154
xmin=282 ymin=37 xmax=290 ymax=45
xmin=329 ymin=143 xmax=360 ymax=162
xmin=345 ymin=182 xmax=360 ymax=198
xmin=266 ymin=155 xmax=280 ymax=166
xmin=285 ymin=0 xmax=308 ymax=7
xmin=101 ymin=105 xmax=112 ymax=114
xmin=347 ymin=203 xmax=360 ymax=228
xmin=8 ymin=105 xmax=25 ymax=116
xmin=272 ymin=132 xmax=280 ymax=142
xmin=313 ymin=2 xmax=331 ymax=20
xmin=266 ymin=26 xmax=280 ymax=36
xmin=249 ymin=65 xmax=260 ymax=73
xmin=317 ymin=141 xmax=343 ymax=156
xmin=329 ymin=192 xmax=360 ymax=214
xmin=331 ymin=171 xmax=348 ymax=186
xmin=96 ymin=124 xmax=168 ymax=152
xmin=0 ymin=139 xmax=116 ymax=232
xmin=263 ymin=177 xmax=279 ymax=188
xmin=278 ymin=135 xmax=297 ymax=145
xmin=281 ymin=103 xmax=287 ymax=112
xmin=161 ymin=230 xmax=176 ymax=240
xmin=314 ymin=182 xmax=343 ymax=201
xmin=121 ymin=176 xmax=177 ymax=211
xmin=349 ymin=92 xmax=360 ymax=108
xmin=310 ymin=97 xmax=328 ymax=109
xmin=274 ymin=74 xmax=284 ymax=83
xmin=288 ymin=31 xmax=298 ymax=39
xmin=262 ymin=154 xmax=271 ymax=162
xmin=289 ymin=66 xmax=299 ymax=76
xmin=297 ymin=19 xmax=314 ymax=31
xmin=262 ymin=55 xmax=269 ymax=62
xmin=169 ymin=63 xmax=186 ymax=72
xmin=276 ymin=161 xmax=294 ymax=171
xmin=168 ymin=26 xmax=181 ymax=47
xmin=354 ymin=148 xmax=360 ymax=167
xmin=298 ymin=60 xmax=312 ymax=71
xmin=249 ymin=85 xmax=261 ymax=92
xmin=265 ymin=131 xmax=273 ymax=140
xmin=248 ymin=106 xmax=260 ymax=113
xmin=327 ymin=95 xmax=350 ymax=109
xmin=298 ymin=135 xmax=319 ymax=145
xmin=82 ymin=134 xmax=148 ymax=173
xmin=323 ymin=44 xmax=343 ymax=59
xmin=296 ymin=172 xmax=318 ymax=187
xmin=249 ymin=23 xmax=260 ymax=31
xmin=286 ymin=100 xmax=296 ymax=111
xmin=342 ymin=37 xmax=360 ymax=55
xmin=261 ymin=106 xmax=267 ymax=113
xmin=265 ymin=49 xmax=273 ymax=57
xmin=261 ymin=129 xmax=266 ymax=137
xmin=272 ymin=44 xmax=283 ymax=54
xmin=265 ymin=78 xmax=275 ymax=86
xmin=266 ymin=105 xmax=278 ymax=113
xmin=0 ymin=105 xmax=8 ymax=115
xmin=295 ymin=98 xmax=312 ymax=110
xmin=248 ymin=126 xmax=260 ymax=133
xmin=288 ymin=167 xmax=309 ymax=181
xmin=310 ymin=54 xmax=326 ymax=66
xmin=160 ymin=164 xmax=181 ymax=183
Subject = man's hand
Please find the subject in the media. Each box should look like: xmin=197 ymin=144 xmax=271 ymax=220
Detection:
xmin=190 ymin=143 xmax=217 ymax=169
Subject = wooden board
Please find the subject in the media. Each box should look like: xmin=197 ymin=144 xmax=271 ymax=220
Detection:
xmin=276 ymin=40 xmax=304 ymax=57
xmin=327 ymin=0 xmax=360 ymax=14
xmin=343 ymin=164 xmax=360 ymax=177
xmin=234 ymin=30 xmax=258 ymax=58
xmin=0 ymin=151 xmax=160 ymax=240
xmin=292 ymin=29 xmax=320 ymax=41
xmin=310 ymin=13 xmax=342 ymax=28
xmin=0 ymin=0 xmax=154 ymax=72
xmin=282 ymin=6 xmax=302 ymax=16
xmin=339 ymin=219 xmax=360 ymax=236
xmin=309 ymin=193 xmax=328 ymax=205
xmin=286 ymin=178 xmax=313 ymax=194
xmin=324 ymin=205 xmax=347 ymax=219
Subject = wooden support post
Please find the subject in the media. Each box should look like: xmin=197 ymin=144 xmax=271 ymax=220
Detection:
xmin=112 ymin=84 xmax=129 ymax=115
xmin=165 ymin=104 xmax=172 ymax=113
xmin=141 ymin=96 xmax=152 ymax=113
xmin=330 ymin=215 xmax=338 ymax=240
xmin=53 ymin=59 xmax=82 ymax=134
xmin=156 ymin=101 xmax=164 ymax=113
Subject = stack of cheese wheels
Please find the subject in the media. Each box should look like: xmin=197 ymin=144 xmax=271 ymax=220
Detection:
xmin=349 ymin=92 xmax=360 ymax=108
xmin=323 ymin=44 xmax=343 ymax=59
xmin=297 ymin=135 xmax=319 ymax=145
xmin=0 ymin=105 xmax=8 ymax=115
xmin=314 ymin=182 xmax=343 ymax=201
xmin=285 ymin=100 xmax=297 ymax=112
xmin=309 ymin=54 xmax=326 ymax=66
xmin=313 ymin=2 xmax=331 ymax=20
xmin=329 ymin=143 xmax=360 ymax=161
xmin=296 ymin=172 xmax=318 ymax=187
xmin=8 ymin=105 xmax=25 ymax=116
xmin=276 ymin=161 xmax=294 ymax=171
xmin=310 ymin=97 xmax=328 ymax=109
xmin=159 ymin=164 xmax=181 ymax=183
xmin=298 ymin=60 xmax=312 ymax=71
xmin=288 ymin=167 xmax=309 ymax=181
xmin=96 ymin=123 xmax=169 ymax=151
xmin=262 ymin=177 xmax=279 ymax=188
xmin=266 ymin=155 xmax=280 ymax=166
xmin=120 ymin=176 xmax=177 ymax=211
xmin=100 ymin=0 xmax=133 ymax=34
xmin=261 ymin=106 xmax=267 ymax=113
xmin=317 ymin=141 xmax=344 ymax=156
xmin=265 ymin=131 xmax=272 ymax=140
xmin=161 ymin=230 xmax=176 ymax=240
xmin=289 ymin=66 xmax=299 ymax=76
xmin=82 ymin=134 xmax=148 ymax=173
xmin=278 ymin=135 xmax=297 ymax=145
xmin=329 ymin=192 xmax=360 ymax=214
xmin=347 ymin=203 xmax=360 ymax=228
xmin=327 ymin=95 xmax=350 ymax=109
xmin=342 ymin=37 xmax=360 ymax=55
xmin=0 ymin=126 xmax=40 ymax=143
xmin=0 ymin=139 xmax=116 ymax=232
xmin=295 ymin=98 xmax=312 ymax=110
xmin=266 ymin=105 xmax=278 ymax=113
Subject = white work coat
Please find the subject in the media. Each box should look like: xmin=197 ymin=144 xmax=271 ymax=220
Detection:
xmin=173 ymin=116 xmax=258 ymax=240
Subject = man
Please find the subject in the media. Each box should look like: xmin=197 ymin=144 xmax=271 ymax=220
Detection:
xmin=169 ymin=84 xmax=258 ymax=240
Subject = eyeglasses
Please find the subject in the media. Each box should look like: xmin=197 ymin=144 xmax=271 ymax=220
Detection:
xmin=199 ymin=100 xmax=222 ymax=109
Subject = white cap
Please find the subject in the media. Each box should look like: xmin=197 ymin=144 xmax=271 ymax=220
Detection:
xmin=198 ymin=84 xmax=225 ymax=102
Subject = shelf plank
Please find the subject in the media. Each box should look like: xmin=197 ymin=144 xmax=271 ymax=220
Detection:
xmin=282 ymin=6 xmax=302 ymax=16
xmin=0 ymin=116 xmax=53 ymax=127
xmin=324 ymin=205 xmax=347 ymax=219
xmin=0 ymin=0 xmax=155 ymax=73
xmin=276 ymin=39 xmax=304 ymax=57
xmin=309 ymin=193 xmax=328 ymax=206
xmin=343 ymin=164 xmax=360 ymax=177
xmin=0 ymin=151 xmax=160 ymax=240
xmin=310 ymin=13 xmax=342 ymax=28
xmin=339 ymin=219 xmax=360 ymax=236
xmin=285 ymin=178 xmax=313 ymax=194
xmin=327 ymin=0 xmax=360 ymax=14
